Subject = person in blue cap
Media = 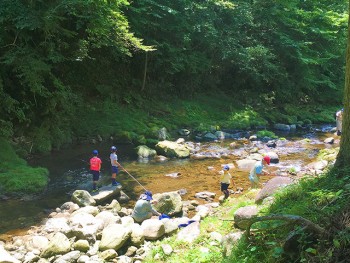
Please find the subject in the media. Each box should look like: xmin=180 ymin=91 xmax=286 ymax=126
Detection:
xmin=131 ymin=191 xmax=161 ymax=223
xmin=110 ymin=146 xmax=120 ymax=186
xmin=219 ymin=165 xmax=234 ymax=200
xmin=89 ymin=150 xmax=102 ymax=192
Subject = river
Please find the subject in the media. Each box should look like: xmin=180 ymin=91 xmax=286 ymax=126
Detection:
xmin=0 ymin=126 xmax=337 ymax=237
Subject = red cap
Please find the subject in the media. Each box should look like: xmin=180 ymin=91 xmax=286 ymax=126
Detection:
xmin=263 ymin=156 xmax=271 ymax=165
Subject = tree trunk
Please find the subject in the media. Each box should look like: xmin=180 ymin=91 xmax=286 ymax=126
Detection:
xmin=335 ymin=3 xmax=350 ymax=168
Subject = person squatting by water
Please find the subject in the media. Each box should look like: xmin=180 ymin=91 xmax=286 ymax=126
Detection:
xmin=89 ymin=150 xmax=102 ymax=192
xmin=110 ymin=146 xmax=120 ymax=186
xmin=131 ymin=191 xmax=161 ymax=223
xmin=219 ymin=165 xmax=234 ymax=200
xmin=249 ymin=155 xmax=270 ymax=188
xmin=336 ymin=108 xmax=343 ymax=136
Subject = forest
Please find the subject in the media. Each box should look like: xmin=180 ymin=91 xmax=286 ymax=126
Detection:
xmin=1 ymin=0 xmax=350 ymax=262
xmin=0 ymin=0 xmax=348 ymax=153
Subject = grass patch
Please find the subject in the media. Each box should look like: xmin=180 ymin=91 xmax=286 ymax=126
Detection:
xmin=0 ymin=138 xmax=49 ymax=195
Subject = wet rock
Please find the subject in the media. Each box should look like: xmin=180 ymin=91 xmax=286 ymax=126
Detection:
xmin=154 ymin=155 xmax=168 ymax=162
xmin=165 ymin=172 xmax=181 ymax=178
xmin=266 ymin=140 xmax=277 ymax=148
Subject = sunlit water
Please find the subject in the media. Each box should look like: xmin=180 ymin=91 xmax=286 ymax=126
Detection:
xmin=0 ymin=126 xmax=337 ymax=237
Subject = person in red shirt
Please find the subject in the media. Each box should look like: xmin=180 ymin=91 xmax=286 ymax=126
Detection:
xmin=90 ymin=150 xmax=102 ymax=192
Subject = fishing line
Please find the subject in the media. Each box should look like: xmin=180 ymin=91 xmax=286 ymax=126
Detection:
xmin=116 ymin=161 xmax=148 ymax=191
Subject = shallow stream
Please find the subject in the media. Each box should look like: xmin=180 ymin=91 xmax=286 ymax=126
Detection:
xmin=0 ymin=126 xmax=337 ymax=238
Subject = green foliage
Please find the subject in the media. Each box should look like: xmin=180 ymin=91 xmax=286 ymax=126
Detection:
xmin=227 ymin=108 xmax=268 ymax=130
xmin=226 ymin=168 xmax=350 ymax=263
xmin=0 ymin=138 xmax=49 ymax=194
xmin=256 ymin=130 xmax=278 ymax=139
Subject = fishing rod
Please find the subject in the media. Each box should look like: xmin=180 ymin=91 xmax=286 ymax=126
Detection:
xmin=115 ymin=161 xmax=148 ymax=191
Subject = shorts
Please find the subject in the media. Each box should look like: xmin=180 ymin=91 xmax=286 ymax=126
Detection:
xmin=91 ymin=170 xmax=100 ymax=181
xmin=221 ymin=183 xmax=230 ymax=191
xmin=112 ymin=166 xmax=119 ymax=174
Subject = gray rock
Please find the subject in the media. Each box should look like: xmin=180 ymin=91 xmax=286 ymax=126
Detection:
xmin=0 ymin=245 xmax=20 ymax=263
xmin=255 ymin=177 xmax=294 ymax=204
xmin=99 ymin=224 xmax=132 ymax=251
xmin=141 ymin=219 xmax=165 ymax=241
xmin=234 ymin=206 xmax=259 ymax=230
xmin=177 ymin=221 xmax=200 ymax=243
xmin=153 ymin=191 xmax=183 ymax=216
xmin=71 ymin=190 xmax=96 ymax=207
xmin=40 ymin=232 xmax=71 ymax=258
xmin=155 ymin=140 xmax=190 ymax=158
xmin=136 ymin=145 xmax=157 ymax=158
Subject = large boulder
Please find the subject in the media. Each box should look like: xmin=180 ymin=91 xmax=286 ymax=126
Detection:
xmin=40 ymin=232 xmax=71 ymax=258
xmin=255 ymin=177 xmax=294 ymax=204
xmin=136 ymin=145 xmax=157 ymax=159
xmin=91 ymin=185 xmax=123 ymax=204
xmin=153 ymin=191 xmax=183 ymax=216
xmin=71 ymin=190 xmax=96 ymax=207
xmin=99 ymin=224 xmax=132 ymax=251
xmin=155 ymin=140 xmax=190 ymax=158
xmin=141 ymin=219 xmax=165 ymax=241
xmin=43 ymin=218 xmax=70 ymax=234
xmin=235 ymin=159 xmax=257 ymax=171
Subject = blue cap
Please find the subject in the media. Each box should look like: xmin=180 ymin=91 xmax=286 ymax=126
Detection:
xmin=140 ymin=191 xmax=153 ymax=201
xmin=92 ymin=150 xmax=98 ymax=155
xmin=111 ymin=146 xmax=117 ymax=152
xmin=223 ymin=165 xmax=230 ymax=171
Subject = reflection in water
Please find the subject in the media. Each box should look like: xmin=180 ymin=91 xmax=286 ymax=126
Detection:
xmin=0 ymin=127 xmax=337 ymax=235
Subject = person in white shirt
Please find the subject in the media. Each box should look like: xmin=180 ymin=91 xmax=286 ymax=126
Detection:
xmin=110 ymin=146 xmax=120 ymax=186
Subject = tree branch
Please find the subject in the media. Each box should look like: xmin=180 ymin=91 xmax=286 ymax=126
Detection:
xmin=242 ymin=214 xmax=326 ymax=237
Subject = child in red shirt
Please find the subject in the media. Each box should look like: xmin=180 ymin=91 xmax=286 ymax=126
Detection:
xmin=90 ymin=150 xmax=102 ymax=192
